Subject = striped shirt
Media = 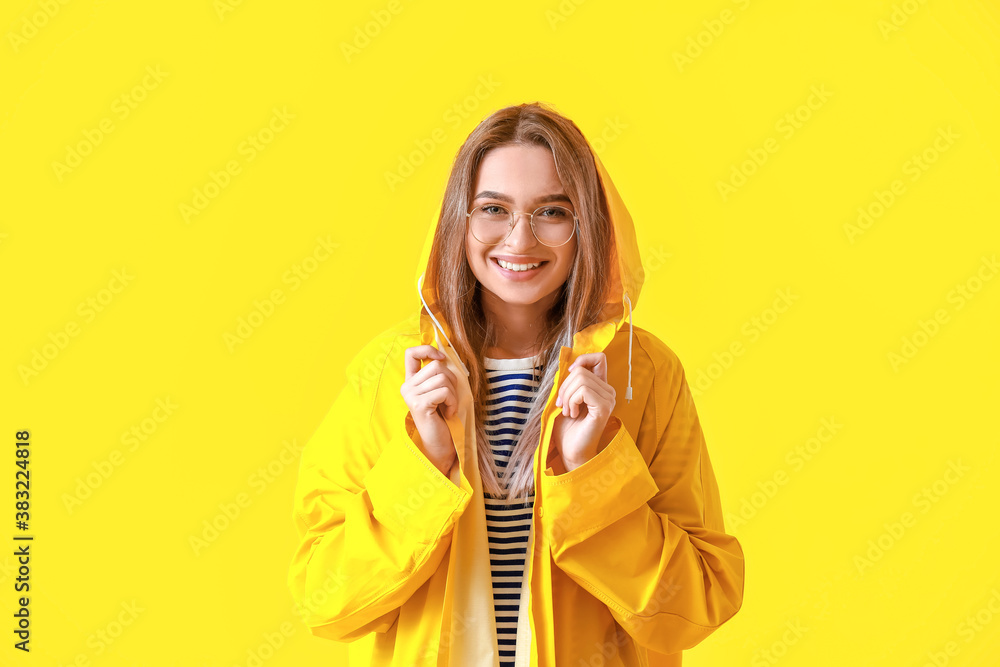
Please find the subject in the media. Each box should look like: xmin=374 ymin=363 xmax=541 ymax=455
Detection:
xmin=483 ymin=354 xmax=543 ymax=667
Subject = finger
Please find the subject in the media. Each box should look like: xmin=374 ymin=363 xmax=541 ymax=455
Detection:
xmin=568 ymin=352 xmax=608 ymax=383
xmin=404 ymin=345 xmax=446 ymax=380
xmin=402 ymin=363 xmax=459 ymax=422
xmin=425 ymin=386 xmax=457 ymax=418
xmin=581 ymin=352 xmax=608 ymax=382
xmin=557 ymin=372 xmax=580 ymax=413
xmin=559 ymin=360 xmax=599 ymax=407
xmin=415 ymin=369 xmax=459 ymax=412
xmin=410 ymin=359 xmax=459 ymax=393
xmin=410 ymin=375 xmax=457 ymax=417
xmin=589 ymin=383 xmax=617 ymax=418
xmin=567 ymin=385 xmax=589 ymax=420
xmin=556 ymin=364 xmax=589 ymax=409
xmin=568 ymin=380 xmax=614 ymax=419
xmin=564 ymin=379 xmax=587 ymax=418
xmin=558 ymin=369 xmax=611 ymax=412
xmin=439 ymin=387 xmax=458 ymax=420
xmin=440 ymin=377 xmax=459 ymax=419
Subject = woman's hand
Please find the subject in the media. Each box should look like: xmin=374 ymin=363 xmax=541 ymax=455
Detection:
xmin=400 ymin=345 xmax=459 ymax=476
xmin=550 ymin=352 xmax=617 ymax=472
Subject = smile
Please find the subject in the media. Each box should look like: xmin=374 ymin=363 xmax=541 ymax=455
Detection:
xmin=496 ymin=258 xmax=543 ymax=271
xmin=491 ymin=257 xmax=547 ymax=278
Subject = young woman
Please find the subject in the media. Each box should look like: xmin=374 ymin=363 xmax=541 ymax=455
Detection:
xmin=288 ymin=102 xmax=745 ymax=667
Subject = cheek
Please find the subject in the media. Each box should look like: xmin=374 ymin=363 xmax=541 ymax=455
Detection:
xmin=465 ymin=238 xmax=488 ymax=279
xmin=553 ymin=245 xmax=577 ymax=280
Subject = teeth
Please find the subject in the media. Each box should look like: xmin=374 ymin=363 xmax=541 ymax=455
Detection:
xmin=497 ymin=258 xmax=542 ymax=272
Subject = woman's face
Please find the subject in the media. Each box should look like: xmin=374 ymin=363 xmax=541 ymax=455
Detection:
xmin=465 ymin=144 xmax=578 ymax=310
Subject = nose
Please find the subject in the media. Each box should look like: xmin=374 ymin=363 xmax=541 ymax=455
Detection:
xmin=505 ymin=211 xmax=538 ymax=249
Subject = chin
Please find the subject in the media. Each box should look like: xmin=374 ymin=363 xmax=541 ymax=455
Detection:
xmin=486 ymin=286 xmax=545 ymax=304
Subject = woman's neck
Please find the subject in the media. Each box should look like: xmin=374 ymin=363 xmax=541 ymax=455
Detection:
xmin=481 ymin=291 xmax=553 ymax=359
xmin=483 ymin=345 xmax=539 ymax=360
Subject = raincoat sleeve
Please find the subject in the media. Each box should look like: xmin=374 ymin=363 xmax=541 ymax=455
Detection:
xmin=539 ymin=338 xmax=745 ymax=655
xmin=287 ymin=335 xmax=472 ymax=642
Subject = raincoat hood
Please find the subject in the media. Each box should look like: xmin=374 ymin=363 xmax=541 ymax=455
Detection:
xmin=415 ymin=148 xmax=643 ymax=402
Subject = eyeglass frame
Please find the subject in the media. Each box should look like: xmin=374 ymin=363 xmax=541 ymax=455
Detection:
xmin=465 ymin=202 xmax=579 ymax=248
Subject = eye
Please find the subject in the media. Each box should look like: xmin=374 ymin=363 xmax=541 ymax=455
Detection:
xmin=481 ymin=204 xmax=508 ymax=215
xmin=536 ymin=206 xmax=571 ymax=220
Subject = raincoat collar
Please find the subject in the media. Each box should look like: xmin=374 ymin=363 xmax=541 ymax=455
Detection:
xmin=415 ymin=149 xmax=644 ymax=401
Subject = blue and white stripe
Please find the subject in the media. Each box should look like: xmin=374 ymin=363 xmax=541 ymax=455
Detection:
xmin=483 ymin=354 xmax=543 ymax=667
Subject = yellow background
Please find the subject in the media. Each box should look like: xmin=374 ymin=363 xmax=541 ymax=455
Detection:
xmin=2 ymin=0 xmax=998 ymax=665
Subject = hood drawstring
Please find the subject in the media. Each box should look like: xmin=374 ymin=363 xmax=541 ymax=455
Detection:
xmin=624 ymin=290 xmax=634 ymax=403
xmin=418 ymin=273 xmax=471 ymax=377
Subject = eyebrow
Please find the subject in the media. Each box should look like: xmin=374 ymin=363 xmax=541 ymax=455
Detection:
xmin=473 ymin=190 xmax=573 ymax=206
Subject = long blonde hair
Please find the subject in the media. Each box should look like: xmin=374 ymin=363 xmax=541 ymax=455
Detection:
xmin=424 ymin=102 xmax=615 ymax=501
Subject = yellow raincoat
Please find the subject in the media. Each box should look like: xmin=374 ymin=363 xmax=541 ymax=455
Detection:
xmin=287 ymin=150 xmax=745 ymax=666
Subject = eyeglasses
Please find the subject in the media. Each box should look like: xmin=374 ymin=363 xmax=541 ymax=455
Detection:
xmin=466 ymin=203 xmax=578 ymax=247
